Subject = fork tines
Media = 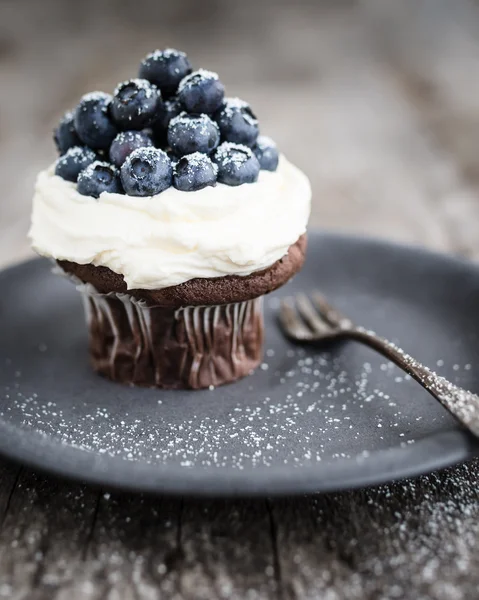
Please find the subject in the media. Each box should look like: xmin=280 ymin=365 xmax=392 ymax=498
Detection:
xmin=279 ymin=291 xmax=348 ymax=341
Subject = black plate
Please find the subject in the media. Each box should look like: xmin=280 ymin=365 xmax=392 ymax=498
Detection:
xmin=1 ymin=231 xmax=479 ymax=496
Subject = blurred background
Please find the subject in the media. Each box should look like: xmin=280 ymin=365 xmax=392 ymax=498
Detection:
xmin=2 ymin=0 xmax=479 ymax=268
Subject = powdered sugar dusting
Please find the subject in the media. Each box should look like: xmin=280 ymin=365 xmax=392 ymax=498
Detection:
xmin=113 ymin=78 xmax=157 ymax=99
xmin=355 ymin=326 xmax=479 ymax=436
xmin=214 ymin=142 xmax=255 ymax=167
xmin=173 ymin=152 xmax=218 ymax=186
xmin=145 ymin=48 xmax=187 ymax=61
xmin=56 ymin=147 xmax=95 ymax=167
xmin=169 ymin=112 xmax=220 ymax=137
xmin=178 ymin=69 xmax=219 ymax=92
xmin=0 ymin=327 xmax=466 ymax=471
xmin=224 ymin=97 xmax=250 ymax=110
xmin=221 ymin=97 xmax=258 ymax=126
xmin=79 ymin=91 xmax=112 ymax=104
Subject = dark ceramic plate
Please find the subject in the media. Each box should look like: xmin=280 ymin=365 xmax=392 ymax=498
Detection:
xmin=1 ymin=231 xmax=479 ymax=496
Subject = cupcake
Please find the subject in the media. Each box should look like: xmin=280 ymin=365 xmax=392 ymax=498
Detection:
xmin=29 ymin=49 xmax=311 ymax=389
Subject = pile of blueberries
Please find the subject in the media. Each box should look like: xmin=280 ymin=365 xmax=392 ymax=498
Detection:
xmin=53 ymin=49 xmax=279 ymax=198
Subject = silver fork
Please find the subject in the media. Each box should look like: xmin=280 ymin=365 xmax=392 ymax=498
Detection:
xmin=279 ymin=291 xmax=479 ymax=438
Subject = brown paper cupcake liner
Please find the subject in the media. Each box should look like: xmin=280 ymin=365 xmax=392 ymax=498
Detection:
xmin=79 ymin=284 xmax=264 ymax=389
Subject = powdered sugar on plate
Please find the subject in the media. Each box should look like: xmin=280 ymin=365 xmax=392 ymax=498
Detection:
xmin=0 ymin=339 xmax=463 ymax=471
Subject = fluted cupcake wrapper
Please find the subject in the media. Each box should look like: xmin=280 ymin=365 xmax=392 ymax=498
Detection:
xmin=79 ymin=284 xmax=264 ymax=389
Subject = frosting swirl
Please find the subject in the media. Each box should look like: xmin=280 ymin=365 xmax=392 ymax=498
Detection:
xmin=29 ymin=155 xmax=311 ymax=290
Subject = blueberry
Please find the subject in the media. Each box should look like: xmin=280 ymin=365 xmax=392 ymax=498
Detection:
xmin=53 ymin=111 xmax=82 ymax=155
xmin=139 ymin=48 xmax=192 ymax=97
xmin=173 ymin=152 xmax=218 ymax=192
xmin=213 ymin=142 xmax=260 ymax=186
xmin=54 ymin=146 xmax=98 ymax=182
xmin=110 ymin=79 xmax=162 ymax=130
xmin=77 ymin=161 xmax=123 ymax=198
xmin=252 ymin=136 xmax=279 ymax=171
xmin=167 ymin=112 xmax=220 ymax=156
xmin=151 ymin=97 xmax=182 ymax=147
xmin=74 ymin=92 xmax=118 ymax=150
xmin=178 ymin=69 xmax=224 ymax=114
xmin=121 ymin=147 xmax=172 ymax=196
xmin=109 ymin=131 xmax=153 ymax=167
xmin=215 ymin=98 xmax=259 ymax=146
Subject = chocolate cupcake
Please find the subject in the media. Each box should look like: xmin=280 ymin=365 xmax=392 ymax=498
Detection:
xmin=29 ymin=49 xmax=311 ymax=389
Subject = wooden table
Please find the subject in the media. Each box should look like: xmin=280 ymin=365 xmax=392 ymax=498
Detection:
xmin=1 ymin=1 xmax=479 ymax=597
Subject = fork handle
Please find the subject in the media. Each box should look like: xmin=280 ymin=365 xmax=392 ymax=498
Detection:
xmin=347 ymin=327 xmax=479 ymax=437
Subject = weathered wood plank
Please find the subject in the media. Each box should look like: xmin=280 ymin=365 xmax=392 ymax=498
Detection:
xmin=0 ymin=479 xmax=279 ymax=600
xmin=59 ymin=492 xmax=181 ymax=600
xmin=43 ymin=496 xmax=278 ymax=600
xmin=271 ymin=460 xmax=479 ymax=600
xmin=177 ymin=500 xmax=277 ymax=599
xmin=0 ymin=463 xmax=477 ymax=599
xmin=0 ymin=460 xmax=21 ymax=506
xmin=0 ymin=470 xmax=99 ymax=600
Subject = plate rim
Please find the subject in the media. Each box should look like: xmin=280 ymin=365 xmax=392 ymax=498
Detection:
xmin=2 ymin=231 xmax=479 ymax=496
xmin=0 ymin=419 xmax=476 ymax=496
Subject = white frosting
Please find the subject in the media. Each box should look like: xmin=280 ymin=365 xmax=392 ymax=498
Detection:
xmin=29 ymin=155 xmax=311 ymax=290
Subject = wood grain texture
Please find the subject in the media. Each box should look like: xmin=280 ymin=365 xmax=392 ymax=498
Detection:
xmin=0 ymin=464 xmax=477 ymax=599
xmin=2 ymin=0 xmax=479 ymax=598
xmin=0 ymin=469 xmax=99 ymax=599
xmin=273 ymin=462 xmax=479 ymax=600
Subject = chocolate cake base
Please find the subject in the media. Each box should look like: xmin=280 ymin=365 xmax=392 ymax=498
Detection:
xmin=59 ymin=234 xmax=307 ymax=308
xmin=81 ymin=286 xmax=264 ymax=389
xmin=59 ymin=235 xmax=306 ymax=389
